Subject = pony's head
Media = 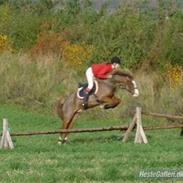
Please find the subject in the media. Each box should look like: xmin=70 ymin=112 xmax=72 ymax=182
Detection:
xmin=111 ymin=70 xmax=139 ymax=97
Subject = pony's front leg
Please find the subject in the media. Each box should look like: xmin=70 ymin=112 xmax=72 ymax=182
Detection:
xmin=58 ymin=111 xmax=78 ymax=145
xmin=102 ymin=96 xmax=121 ymax=109
xmin=58 ymin=121 xmax=70 ymax=144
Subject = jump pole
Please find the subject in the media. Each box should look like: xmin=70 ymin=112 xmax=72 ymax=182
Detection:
xmin=2 ymin=123 xmax=183 ymax=137
xmin=9 ymin=125 xmax=129 ymax=136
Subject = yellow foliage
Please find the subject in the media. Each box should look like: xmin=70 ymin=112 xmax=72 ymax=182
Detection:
xmin=0 ymin=34 xmax=8 ymax=52
xmin=166 ymin=64 xmax=182 ymax=88
xmin=63 ymin=43 xmax=94 ymax=66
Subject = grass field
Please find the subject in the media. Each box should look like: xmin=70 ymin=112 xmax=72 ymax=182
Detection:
xmin=0 ymin=104 xmax=183 ymax=183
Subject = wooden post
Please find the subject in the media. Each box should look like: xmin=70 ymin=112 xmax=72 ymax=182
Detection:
xmin=180 ymin=127 xmax=183 ymax=136
xmin=123 ymin=107 xmax=148 ymax=144
xmin=134 ymin=107 xmax=148 ymax=144
xmin=122 ymin=113 xmax=137 ymax=142
xmin=180 ymin=122 xmax=183 ymax=136
xmin=0 ymin=119 xmax=14 ymax=149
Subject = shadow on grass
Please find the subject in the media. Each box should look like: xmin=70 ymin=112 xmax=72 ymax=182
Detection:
xmin=71 ymin=135 xmax=122 ymax=144
xmin=70 ymin=134 xmax=153 ymax=144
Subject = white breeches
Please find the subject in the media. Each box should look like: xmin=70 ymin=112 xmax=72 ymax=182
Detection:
xmin=86 ymin=67 xmax=94 ymax=90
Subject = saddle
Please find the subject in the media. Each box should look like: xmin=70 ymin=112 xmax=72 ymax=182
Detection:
xmin=77 ymin=81 xmax=98 ymax=99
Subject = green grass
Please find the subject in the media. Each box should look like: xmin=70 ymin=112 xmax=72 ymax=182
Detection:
xmin=0 ymin=105 xmax=183 ymax=183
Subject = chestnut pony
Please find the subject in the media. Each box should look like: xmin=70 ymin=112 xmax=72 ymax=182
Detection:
xmin=56 ymin=70 xmax=139 ymax=144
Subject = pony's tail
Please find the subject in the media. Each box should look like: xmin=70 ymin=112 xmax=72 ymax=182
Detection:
xmin=55 ymin=98 xmax=64 ymax=121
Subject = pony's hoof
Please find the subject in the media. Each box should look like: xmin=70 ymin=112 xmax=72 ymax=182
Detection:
xmin=58 ymin=141 xmax=62 ymax=145
xmin=58 ymin=139 xmax=68 ymax=145
xmin=58 ymin=137 xmax=68 ymax=145
xmin=58 ymin=141 xmax=67 ymax=145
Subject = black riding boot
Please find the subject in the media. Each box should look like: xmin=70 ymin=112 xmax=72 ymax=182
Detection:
xmin=82 ymin=92 xmax=90 ymax=109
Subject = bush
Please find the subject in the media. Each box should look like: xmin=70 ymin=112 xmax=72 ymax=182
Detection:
xmin=0 ymin=33 xmax=9 ymax=52
xmin=9 ymin=10 xmax=41 ymax=50
xmin=63 ymin=43 xmax=94 ymax=67
xmin=31 ymin=32 xmax=69 ymax=57
xmin=0 ymin=3 xmax=11 ymax=34
xmin=82 ymin=6 xmax=156 ymax=67
xmin=161 ymin=11 xmax=183 ymax=66
xmin=165 ymin=64 xmax=182 ymax=88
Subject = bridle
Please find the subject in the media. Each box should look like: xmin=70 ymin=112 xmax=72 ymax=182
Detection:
xmin=112 ymin=77 xmax=139 ymax=96
xmin=109 ymin=73 xmax=139 ymax=97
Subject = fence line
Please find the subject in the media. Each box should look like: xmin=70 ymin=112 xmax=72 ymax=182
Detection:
xmin=142 ymin=111 xmax=183 ymax=121
xmin=1 ymin=107 xmax=183 ymax=149
xmin=7 ymin=124 xmax=183 ymax=137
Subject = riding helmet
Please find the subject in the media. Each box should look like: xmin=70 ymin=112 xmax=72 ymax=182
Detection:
xmin=111 ymin=56 xmax=121 ymax=64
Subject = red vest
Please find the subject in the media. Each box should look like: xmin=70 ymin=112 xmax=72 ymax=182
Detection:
xmin=91 ymin=63 xmax=113 ymax=79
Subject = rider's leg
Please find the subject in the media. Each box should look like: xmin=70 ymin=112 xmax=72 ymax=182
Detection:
xmin=86 ymin=67 xmax=94 ymax=90
xmin=83 ymin=67 xmax=94 ymax=109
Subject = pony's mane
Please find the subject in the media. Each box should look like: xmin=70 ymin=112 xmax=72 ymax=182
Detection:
xmin=112 ymin=70 xmax=133 ymax=79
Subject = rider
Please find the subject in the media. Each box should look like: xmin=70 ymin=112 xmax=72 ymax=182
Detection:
xmin=82 ymin=56 xmax=121 ymax=109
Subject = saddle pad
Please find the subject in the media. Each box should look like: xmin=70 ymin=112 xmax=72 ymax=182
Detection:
xmin=77 ymin=81 xmax=98 ymax=99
